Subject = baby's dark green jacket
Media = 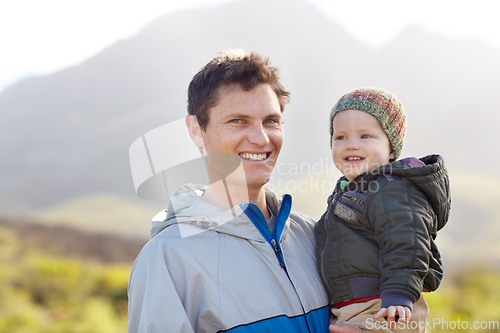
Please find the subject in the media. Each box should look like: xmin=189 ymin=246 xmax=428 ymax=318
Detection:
xmin=315 ymin=155 xmax=451 ymax=309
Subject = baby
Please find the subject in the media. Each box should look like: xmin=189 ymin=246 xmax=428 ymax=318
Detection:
xmin=315 ymin=87 xmax=451 ymax=332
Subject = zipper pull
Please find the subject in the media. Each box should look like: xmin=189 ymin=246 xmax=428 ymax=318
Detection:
xmin=343 ymin=194 xmax=364 ymax=205
xmin=271 ymin=239 xmax=285 ymax=269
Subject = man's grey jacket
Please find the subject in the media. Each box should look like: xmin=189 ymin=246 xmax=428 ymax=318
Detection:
xmin=128 ymin=184 xmax=329 ymax=332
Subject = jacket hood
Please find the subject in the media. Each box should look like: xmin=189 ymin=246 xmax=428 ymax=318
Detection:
xmin=372 ymin=154 xmax=451 ymax=230
xmin=149 ymin=183 xmax=285 ymax=240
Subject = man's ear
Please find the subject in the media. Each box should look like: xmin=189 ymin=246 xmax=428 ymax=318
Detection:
xmin=185 ymin=115 xmax=205 ymax=148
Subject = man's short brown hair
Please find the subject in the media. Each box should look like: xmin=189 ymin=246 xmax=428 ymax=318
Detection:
xmin=187 ymin=49 xmax=290 ymax=130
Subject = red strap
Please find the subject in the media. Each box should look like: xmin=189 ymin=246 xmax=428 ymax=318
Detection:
xmin=334 ymin=296 xmax=380 ymax=308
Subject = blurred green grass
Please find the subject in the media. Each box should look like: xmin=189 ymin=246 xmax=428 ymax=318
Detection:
xmin=425 ymin=266 xmax=500 ymax=333
xmin=0 ymin=222 xmax=134 ymax=333
xmin=1 ymin=215 xmax=499 ymax=332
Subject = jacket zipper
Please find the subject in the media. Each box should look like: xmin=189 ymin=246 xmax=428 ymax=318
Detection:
xmin=265 ymin=196 xmax=314 ymax=331
xmin=243 ymin=196 xmax=314 ymax=331
xmin=319 ymin=203 xmax=334 ymax=298
xmin=319 ymin=184 xmax=350 ymax=298
xmin=343 ymin=194 xmax=364 ymax=205
xmin=271 ymin=238 xmax=285 ymax=269
xmin=271 ymin=214 xmax=313 ymax=332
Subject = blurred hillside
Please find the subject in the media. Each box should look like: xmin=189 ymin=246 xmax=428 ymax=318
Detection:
xmin=0 ymin=219 xmax=498 ymax=333
xmin=31 ymin=193 xmax=157 ymax=238
xmin=0 ymin=218 xmax=145 ymax=263
xmin=0 ymin=219 xmax=144 ymax=332
xmin=0 ymin=0 xmax=499 ymax=265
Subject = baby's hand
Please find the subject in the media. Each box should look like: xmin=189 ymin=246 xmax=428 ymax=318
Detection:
xmin=374 ymin=305 xmax=411 ymax=326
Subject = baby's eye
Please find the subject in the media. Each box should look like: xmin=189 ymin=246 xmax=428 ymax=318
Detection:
xmin=335 ymin=135 xmax=346 ymax=140
xmin=361 ymin=134 xmax=371 ymax=139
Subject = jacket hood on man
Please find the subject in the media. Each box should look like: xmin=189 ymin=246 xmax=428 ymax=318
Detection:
xmin=149 ymin=183 xmax=286 ymax=241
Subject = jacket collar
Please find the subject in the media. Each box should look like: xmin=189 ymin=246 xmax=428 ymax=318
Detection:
xmin=150 ymin=183 xmax=291 ymax=242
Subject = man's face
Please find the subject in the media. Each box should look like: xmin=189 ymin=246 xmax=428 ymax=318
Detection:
xmin=201 ymin=83 xmax=283 ymax=190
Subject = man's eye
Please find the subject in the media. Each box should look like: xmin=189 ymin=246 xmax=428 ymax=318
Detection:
xmin=264 ymin=118 xmax=280 ymax=125
xmin=230 ymin=119 xmax=242 ymax=124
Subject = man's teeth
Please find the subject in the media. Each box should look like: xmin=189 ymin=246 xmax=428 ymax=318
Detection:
xmin=240 ymin=153 xmax=267 ymax=161
xmin=347 ymin=157 xmax=361 ymax=161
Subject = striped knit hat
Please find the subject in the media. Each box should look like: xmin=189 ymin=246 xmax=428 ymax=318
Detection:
xmin=329 ymin=87 xmax=407 ymax=160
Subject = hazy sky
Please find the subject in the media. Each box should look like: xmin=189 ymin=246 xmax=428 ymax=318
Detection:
xmin=1 ymin=0 xmax=499 ymax=93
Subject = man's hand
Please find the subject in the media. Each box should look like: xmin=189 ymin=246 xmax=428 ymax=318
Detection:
xmin=329 ymin=324 xmax=365 ymax=333
xmin=374 ymin=305 xmax=412 ymax=327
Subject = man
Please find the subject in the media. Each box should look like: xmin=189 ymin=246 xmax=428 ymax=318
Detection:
xmin=128 ymin=49 xmax=362 ymax=333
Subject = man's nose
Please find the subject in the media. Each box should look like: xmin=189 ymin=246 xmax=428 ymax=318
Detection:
xmin=248 ymin=124 xmax=270 ymax=145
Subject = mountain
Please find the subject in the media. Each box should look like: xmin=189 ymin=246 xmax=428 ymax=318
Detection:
xmin=0 ymin=0 xmax=499 ymax=264
xmin=0 ymin=0 xmax=371 ymax=211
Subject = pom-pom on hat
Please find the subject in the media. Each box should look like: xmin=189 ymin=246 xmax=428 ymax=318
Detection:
xmin=329 ymin=87 xmax=407 ymax=160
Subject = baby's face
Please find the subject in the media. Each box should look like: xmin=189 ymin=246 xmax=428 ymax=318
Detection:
xmin=331 ymin=109 xmax=394 ymax=181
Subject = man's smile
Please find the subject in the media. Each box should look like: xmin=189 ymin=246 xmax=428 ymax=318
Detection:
xmin=239 ymin=152 xmax=271 ymax=161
